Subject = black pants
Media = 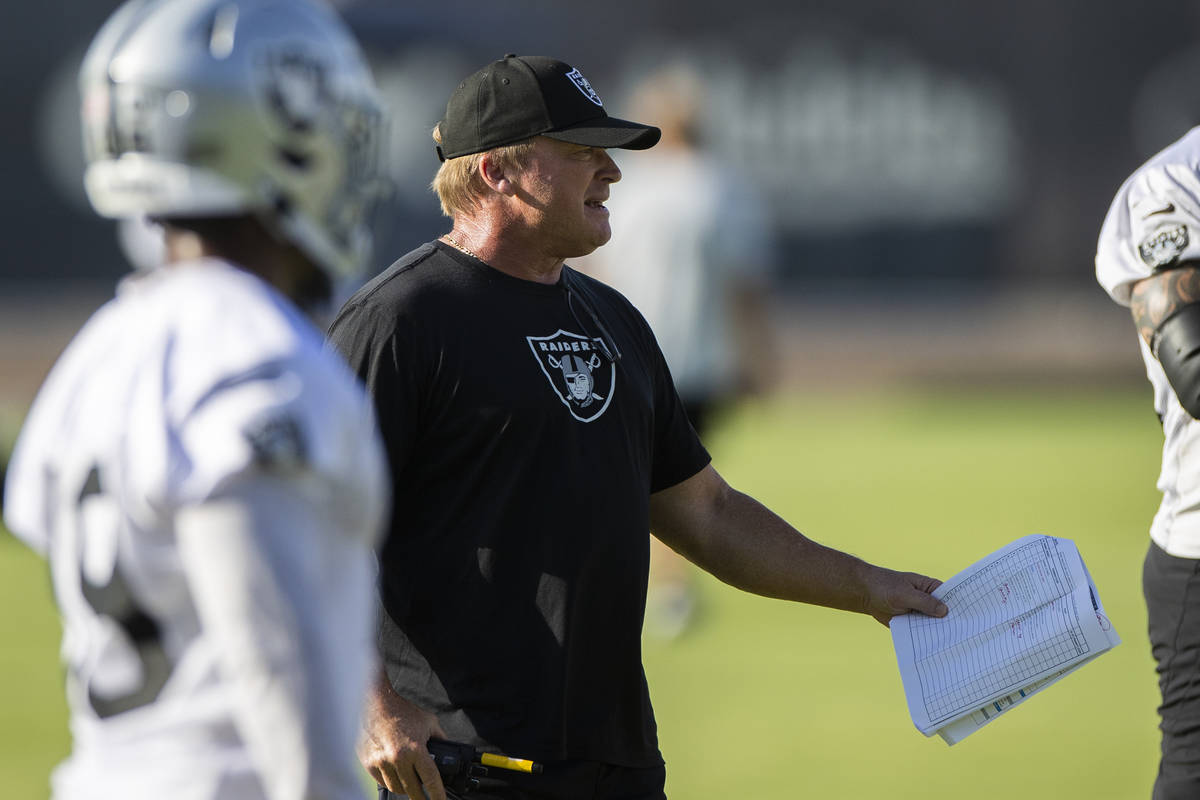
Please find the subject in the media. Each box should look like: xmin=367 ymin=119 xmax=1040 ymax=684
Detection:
xmin=1145 ymin=540 xmax=1200 ymax=800
xmin=377 ymin=760 xmax=666 ymax=800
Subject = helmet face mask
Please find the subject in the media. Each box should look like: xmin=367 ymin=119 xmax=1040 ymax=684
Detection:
xmin=80 ymin=0 xmax=388 ymax=284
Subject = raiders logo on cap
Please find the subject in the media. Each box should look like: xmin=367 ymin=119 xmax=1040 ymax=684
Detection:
xmin=564 ymin=67 xmax=603 ymax=106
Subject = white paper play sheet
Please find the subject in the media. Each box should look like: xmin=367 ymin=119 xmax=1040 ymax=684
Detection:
xmin=890 ymin=534 xmax=1120 ymax=744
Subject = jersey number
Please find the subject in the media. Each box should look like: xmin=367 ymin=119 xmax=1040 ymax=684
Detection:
xmin=75 ymin=466 xmax=172 ymax=718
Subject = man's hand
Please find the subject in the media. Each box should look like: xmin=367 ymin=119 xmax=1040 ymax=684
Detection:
xmin=861 ymin=566 xmax=947 ymax=626
xmin=358 ymin=668 xmax=448 ymax=800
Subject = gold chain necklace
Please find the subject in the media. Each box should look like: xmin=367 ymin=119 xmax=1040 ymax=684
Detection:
xmin=442 ymin=233 xmax=479 ymax=260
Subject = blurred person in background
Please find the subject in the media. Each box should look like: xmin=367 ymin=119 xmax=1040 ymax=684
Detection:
xmin=2 ymin=1 xmax=390 ymax=798
xmin=575 ymin=60 xmax=778 ymax=638
xmin=1097 ymin=126 xmax=1200 ymax=800
xmin=331 ymin=53 xmax=947 ymax=800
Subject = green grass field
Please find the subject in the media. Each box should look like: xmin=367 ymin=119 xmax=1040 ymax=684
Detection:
xmin=0 ymin=384 xmax=1165 ymax=799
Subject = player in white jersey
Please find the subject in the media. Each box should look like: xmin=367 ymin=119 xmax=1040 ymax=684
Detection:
xmin=1097 ymin=126 xmax=1200 ymax=799
xmin=2 ymin=1 xmax=390 ymax=799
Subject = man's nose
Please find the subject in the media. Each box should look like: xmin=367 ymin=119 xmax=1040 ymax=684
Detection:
xmin=597 ymin=150 xmax=621 ymax=183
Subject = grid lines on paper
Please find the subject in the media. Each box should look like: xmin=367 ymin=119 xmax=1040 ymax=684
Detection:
xmin=906 ymin=539 xmax=1090 ymax=725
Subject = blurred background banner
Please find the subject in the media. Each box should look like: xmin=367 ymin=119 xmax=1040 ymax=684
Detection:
xmin=7 ymin=0 xmax=1192 ymax=402
xmin=9 ymin=0 xmax=1200 ymax=289
xmin=9 ymin=0 xmax=1200 ymax=287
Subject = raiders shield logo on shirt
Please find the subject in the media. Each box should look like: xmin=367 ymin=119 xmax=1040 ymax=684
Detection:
xmin=526 ymin=330 xmax=615 ymax=422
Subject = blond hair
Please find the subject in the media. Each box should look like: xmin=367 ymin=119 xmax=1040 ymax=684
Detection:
xmin=430 ymin=125 xmax=536 ymax=218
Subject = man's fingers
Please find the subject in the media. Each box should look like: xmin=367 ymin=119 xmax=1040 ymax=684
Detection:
xmin=358 ymin=740 xmax=395 ymax=793
xmin=378 ymin=760 xmax=406 ymax=794
xmin=912 ymin=574 xmax=943 ymax=595
xmin=901 ymin=573 xmax=947 ymax=617
xmin=414 ymin=752 xmax=448 ymax=800
xmin=914 ymin=590 xmax=949 ymax=618
xmin=397 ymin=773 xmax=422 ymax=800
xmin=871 ymin=571 xmax=948 ymax=625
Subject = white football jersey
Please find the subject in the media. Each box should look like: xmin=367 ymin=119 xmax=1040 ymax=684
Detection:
xmin=1097 ymin=125 xmax=1200 ymax=557
xmin=3 ymin=259 xmax=388 ymax=799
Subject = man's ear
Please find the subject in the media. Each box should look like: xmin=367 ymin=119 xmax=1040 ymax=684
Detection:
xmin=479 ymin=152 xmax=517 ymax=197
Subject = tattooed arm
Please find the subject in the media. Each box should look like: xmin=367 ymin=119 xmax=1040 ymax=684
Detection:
xmin=1130 ymin=263 xmax=1200 ymax=345
xmin=1130 ymin=263 xmax=1200 ymax=417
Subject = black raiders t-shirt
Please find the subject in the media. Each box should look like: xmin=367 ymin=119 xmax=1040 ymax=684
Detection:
xmin=329 ymin=241 xmax=710 ymax=767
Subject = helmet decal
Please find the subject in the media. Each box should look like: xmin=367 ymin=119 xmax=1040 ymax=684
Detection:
xmin=260 ymin=49 xmax=330 ymax=134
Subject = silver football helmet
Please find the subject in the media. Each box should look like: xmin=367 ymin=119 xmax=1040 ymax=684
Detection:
xmin=79 ymin=0 xmax=386 ymax=283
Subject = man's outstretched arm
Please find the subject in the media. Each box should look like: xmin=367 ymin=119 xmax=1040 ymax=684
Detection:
xmin=649 ymin=464 xmax=948 ymax=625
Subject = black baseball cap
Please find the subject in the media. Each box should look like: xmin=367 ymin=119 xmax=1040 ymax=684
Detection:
xmin=435 ymin=54 xmax=661 ymax=161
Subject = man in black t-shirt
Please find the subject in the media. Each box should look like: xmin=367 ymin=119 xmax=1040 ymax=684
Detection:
xmin=328 ymin=54 xmax=949 ymax=800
